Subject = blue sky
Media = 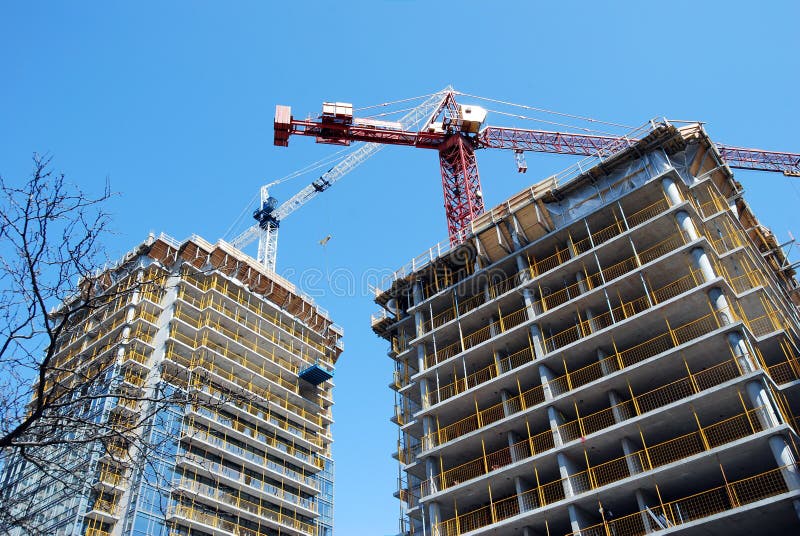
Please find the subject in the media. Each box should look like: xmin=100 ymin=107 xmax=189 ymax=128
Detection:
xmin=1 ymin=2 xmax=798 ymax=534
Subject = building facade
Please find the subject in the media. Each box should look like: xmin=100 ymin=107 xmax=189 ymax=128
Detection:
xmin=0 ymin=234 xmax=341 ymax=536
xmin=373 ymin=122 xmax=800 ymax=535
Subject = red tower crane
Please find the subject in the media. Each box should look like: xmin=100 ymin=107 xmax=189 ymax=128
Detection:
xmin=274 ymin=90 xmax=800 ymax=244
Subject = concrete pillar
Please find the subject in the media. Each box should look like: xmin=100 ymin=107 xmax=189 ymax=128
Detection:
xmin=690 ymin=247 xmax=717 ymax=283
xmin=708 ymin=287 xmax=734 ymax=325
xmin=539 ymin=363 xmax=559 ymax=400
xmin=576 ymin=270 xmax=588 ymax=294
xmin=635 ymin=489 xmax=657 ymax=532
xmin=514 ymin=476 xmax=529 ymax=513
xmin=515 ymin=250 xmax=530 ymax=277
xmin=558 ymin=451 xmax=585 ymax=497
xmin=428 ymin=501 xmax=442 ymax=536
xmin=746 ymin=379 xmax=781 ymax=429
xmin=622 ymin=436 xmax=644 ymax=476
xmin=768 ymin=434 xmax=800 ymax=491
xmin=585 ymin=308 xmax=596 ymax=334
xmin=662 ymin=177 xmax=683 ymax=206
xmin=508 ymin=431 xmax=524 ymax=463
xmin=727 ymin=331 xmax=756 ymax=373
xmin=425 ymin=456 xmax=440 ymax=494
xmin=422 ymin=414 xmax=437 ymax=450
xmin=500 ymin=389 xmax=514 ymax=417
xmin=548 ymin=406 xmax=566 ymax=447
xmin=568 ymin=504 xmax=594 ymax=536
xmin=597 ymin=347 xmax=614 ymax=376
xmin=529 ymin=324 xmax=545 ymax=359
xmin=418 ymin=344 xmax=432 ymax=408
xmin=675 ymin=210 xmax=699 ymax=241
xmin=608 ymin=390 xmax=628 ymax=424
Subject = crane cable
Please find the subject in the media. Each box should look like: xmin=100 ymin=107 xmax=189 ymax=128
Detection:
xmin=353 ymin=91 xmax=440 ymax=112
xmin=456 ymin=91 xmax=635 ymax=130
xmin=484 ymin=108 xmax=626 ymax=137
xmin=222 ymin=145 xmax=359 ymax=240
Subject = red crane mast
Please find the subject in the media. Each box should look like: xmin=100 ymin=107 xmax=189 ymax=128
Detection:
xmin=274 ymin=90 xmax=800 ymax=243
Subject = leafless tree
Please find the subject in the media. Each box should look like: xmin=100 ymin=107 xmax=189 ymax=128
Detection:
xmin=0 ymin=156 xmax=310 ymax=536
xmin=0 ymin=155 xmax=193 ymax=535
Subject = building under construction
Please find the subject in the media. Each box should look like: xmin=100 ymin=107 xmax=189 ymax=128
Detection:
xmin=373 ymin=122 xmax=800 ymax=536
xmin=0 ymin=234 xmax=341 ymax=536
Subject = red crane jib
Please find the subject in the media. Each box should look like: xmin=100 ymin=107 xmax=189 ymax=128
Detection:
xmin=274 ymin=103 xmax=800 ymax=242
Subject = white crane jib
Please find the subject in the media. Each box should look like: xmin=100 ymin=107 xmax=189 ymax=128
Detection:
xmin=231 ymin=87 xmax=453 ymax=272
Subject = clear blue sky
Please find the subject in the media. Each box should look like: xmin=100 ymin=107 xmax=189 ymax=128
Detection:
xmin=1 ymin=2 xmax=798 ymax=534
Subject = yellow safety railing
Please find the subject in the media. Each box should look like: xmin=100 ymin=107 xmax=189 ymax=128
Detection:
xmin=193 ymin=367 xmax=329 ymax=433
xmin=174 ymin=303 xmax=311 ymax=377
xmin=436 ymin=419 xmax=782 ymax=536
xmin=182 ymin=423 xmax=319 ymax=490
xmin=180 ymin=451 xmax=317 ymax=512
xmin=181 ymin=356 xmax=326 ymax=447
xmin=168 ymin=502 xmax=315 ymax=536
xmin=170 ymin=322 xmax=303 ymax=396
xmin=90 ymin=493 xmax=119 ymax=516
xmin=708 ymin=218 xmax=747 ymax=255
xmin=97 ymin=466 xmax=125 ymax=487
xmin=187 ymin=395 xmax=322 ymax=468
xmin=424 ymin=229 xmax=690 ymax=369
xmin=571 ymin=212 xmax=626 ymax=255
xmin=135 ymin=303 xmax=160 ymax=325
xmin=120 ymin=368 xmax=146 ymax=388
xmin=690 ymin=181 xmax=729 ymax=219
xmin=422 ymin=351 xmax=742 ymax=454
xmin=424 ymin=267 xmax=711 ymax=411
xmin=180 ymin=272 xmax=333 ymax=356
xmin=174 ymin=472 xmax=316 ymax=514
xmin=179 ymin=343 xmax=330 ymax=428
xmin=566 ymin=465 xmax=791 ymax=536
xmin=418 ymin=201 xmax=677 ymax=339
xmin=85 ymin=528 xmax=111 ymax=536
xmin=424 ymin=305 xmax=531 ymax=369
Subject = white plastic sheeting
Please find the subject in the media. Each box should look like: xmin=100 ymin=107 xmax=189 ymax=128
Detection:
xmin=543 ymin=143 xmax=702 ymax=230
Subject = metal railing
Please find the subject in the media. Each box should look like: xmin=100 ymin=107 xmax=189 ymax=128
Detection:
xmin=565 ymin=465 xmax=791 ymax=536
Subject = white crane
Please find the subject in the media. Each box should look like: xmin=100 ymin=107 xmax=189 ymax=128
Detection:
xmin=231 ymin=87 xmax=453 ymax=271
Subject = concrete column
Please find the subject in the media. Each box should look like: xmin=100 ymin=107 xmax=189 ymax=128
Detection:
xmin=727 ymin=331 xmax=756 ymax=373
xmin=548 ymin=406 xmax=566 ymax=447
xmin=690 ymin=247 xmax=717 ymax=283
xmin=597 ymin=347 xmax=613 ymax=376
xmin=428 ymin=501 xmax=442 ymax=536
xmin=418 ymin=345 xmax=431 ymax=408
xmin=500 ymin=389 xmax=514 ymax=417
xmin=515 ymin=249 xmax=530 ymax=276
xmin=621 ymin=436 xmax=643 ymax=476
xmin=508 ymin=220 xmax=524 ymax=251
xmin=675 ymin=210 xmax=699 ymax=241
xmin=568 ymin=504 xmax=594 ymax=536
xmin=662 ymin=177 xmax=683 ymax=206
xmin=539 ymin=363 xmax=558 ymax=400
xmin=585 ymin=308 xmax=597 ymax=334
xmin=746 ymin=379 xmax=781 ymax=428
xmin=635 ymin=489 xmax=657 ymax=532
xmin=514 ymin=476 xmax=529 ymax=514
xmin=558 ymin=451 xmax=585 ymax=497
xmin=422 ymin=414 xmax=437 ymax=451
xmin=576 ymin=270 xmax=588 ymax=293
xmin=508 ymin=430 xmax=523 ymax=463
xmin=708 ymin=287 xmax=734 ymax=326
xmin=529 ymin=324 xmax=545 ymax=359
xmin=425 ymin=456 xmax=441 ymax=494
xmin=608 ymin=390 xmax=628 ymax=424
xmin=768 ymin=434 xmax=800 ymax=491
